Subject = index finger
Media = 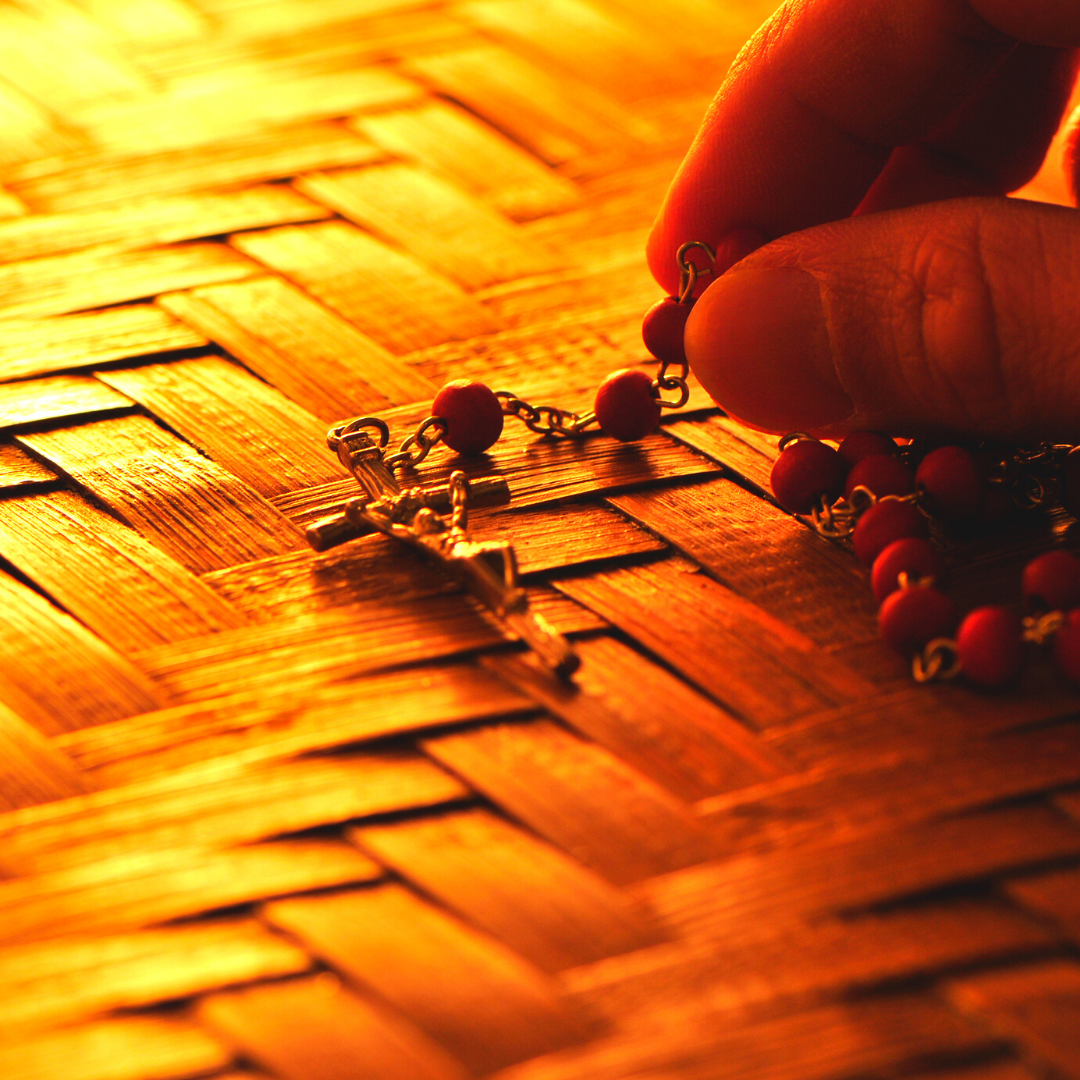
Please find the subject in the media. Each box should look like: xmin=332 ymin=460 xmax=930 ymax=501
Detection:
xmin=647 ymin=0 xmax=1080 ymax=293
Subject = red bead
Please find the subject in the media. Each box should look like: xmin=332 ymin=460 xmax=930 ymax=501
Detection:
xmin=1022 ymin=550 xmax=1080 ymax=611
xmin=769 ymin=440 xmax=846 ymax=514
xmin=878 ymin=584 xmax=958 ymax=655
xmin=594 ymin=368 xmax=661 ymax=442
xmin=641 ymin=296 xmax=692 ymax=366
xmin=431 ymin=379 xmax=504 ymax=455
xmin=843 ymin=453 xmax=914 ymax=501
xmin=915 ymin=446 xmax=985 ymax=519
xmin=957 ymin=606 xmax=1024 ymax=688
xmin=1061 ymin=447 xmax=1080 ymax=518
xmin=1054 ymin=608 xmax=1080 ymax=683
xmin=837 ymin=432 xmax=897 ymax=469
xmin=871 ymin=538 xmax=946 ymax=604
xmin=852 ymin=498 xmax=929 ymax=565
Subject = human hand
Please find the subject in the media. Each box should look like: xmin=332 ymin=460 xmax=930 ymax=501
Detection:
xmin=648 ymin=0 xmax=1080 ymax=443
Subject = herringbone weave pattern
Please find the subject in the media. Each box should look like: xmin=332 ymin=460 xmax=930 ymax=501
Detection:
xmin=1 ymin=2 xmax=1079 ymax=1078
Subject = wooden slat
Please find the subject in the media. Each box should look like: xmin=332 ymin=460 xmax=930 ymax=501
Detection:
xmin=423 ymin=718 xmax=717 ymax=883
xmin=638 ymin=804 xmax=1080 ymax=944
xmin=5 ymin=120 xmax=385 ymax=211
xmin=132 ymin=589 xmax=603 ymax=702
xmin=0 ymin=570 xmax=163 ymax=736
xmin=97 ymin=355 xmax=348 ymax=496
xmin=0 ymin=1015 xmax=232 ymax=1080
xmin=0 ymin=373 xmax=131 ymax=429
xmin=231 ymin=220 xmax=496 ymax=353
xmin=482 ymin=643 xmax=785 ymax=801
xmin=159 ymin=276 xmax=436 ymax=418
xmin=68 ymin=67 xmax=424 ymax=157
xmin=0 ymin=917 xmax=311 ymax=1035
xmin=0 ymin=749 xmax=468 ymax=876
xmin=0 ymin=242 xmax=258 ymax=320
xmin=0 ymin=701 xmax=90 ymax=810
xmin=197 ymin=974 xmax=470 ymax=1080
xmin=764 ymin=683 xmax=1080 ymax=771
xmin=0 ymin=442 xmax=57 ymax=489
xmin=353 ymin=806 xmax=665 ymax=972
xmin=19 ymin=413 xmax=304 ymax=574
xmin=0 ymin=305 xmax=206 ymax=383
xmin=455 ymin=0 xmax=689 ymax=102
xmin=487 ymin=992 xmax=996 ymax=1080
xmin=0 ymin=77 xmax=83 ymax=169
xmin=948 ymin=960 xmax=1080 ymax=1078
xmin=467 ymin=501 xmax=666 ymax=573
xmin=664 ymin=413 xmax=778 ymax=493
xmin=296 ymin=164 xmax=562 ymax=289
xmin=353 ymin=100 xmax=581 ymax=221
xmin=609 ymin=478 xmax=878 ymax=650
xmin=698 ymin=721 xmax=1080 ymax=855
xmin=403 ymin=45 xmax=654 ymax=165
xmin=554 ymin=556 xmax=874 ymax=728
xmin=0 ymin=840 xmax=382 ymax=944
xmin=56 ymin=663 xmax=535 ymax=786
xmin=0 ymin=489 xmax=247 ymax=653
xmin=1006 ymin=866 xmax=1080 ymax=945
xmin=564 ymin=898 xmax=1057 ymax=1028
xmin=0 ymin=185 xmax=330 ymax=264
xmin=265 ymin=884 xmax=601 ymax=1073
xmin=0 ymin=6 xmax=148 ymax=111
xmin=202 ymin=505 xmax=661 ymax=622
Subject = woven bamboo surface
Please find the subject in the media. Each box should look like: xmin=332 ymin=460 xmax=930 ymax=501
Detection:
xmin=2 ymin=2 xmax=1080 ymax=1078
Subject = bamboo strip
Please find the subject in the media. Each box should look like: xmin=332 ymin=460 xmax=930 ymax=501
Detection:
xmin=98 ymin=356 xmax=348 ymax=496
xmin=265 ymin=884 xmax=601 ymax=1073
xmin=0 ymin=305 xmax=206 ymax=383
xmin=231 ymin=221 xmax=496 ymax=353
xmin=0 ymin=489 xmax=247 ymax=653
xmin=423 ymin=718 xmax=718 ymax=883
xmin=20 ymin=414 xmax=304 ymax=574
xmin=352 ymin=807 xmax=666 ymax=971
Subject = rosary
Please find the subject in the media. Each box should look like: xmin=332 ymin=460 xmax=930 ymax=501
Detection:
xmin=307 ymin=240 xmax=1080 ymax=690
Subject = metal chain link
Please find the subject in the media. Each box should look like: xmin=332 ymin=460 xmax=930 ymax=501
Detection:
xmin=495 ymin=391 xmax=597 ymax=438
xmin=384 ymin=415 xmax=448 ymax=471
xmin=912 ymin=637 xmax=962 ymax=682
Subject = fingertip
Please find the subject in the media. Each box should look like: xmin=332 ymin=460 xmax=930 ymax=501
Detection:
xmin=685 ymin=265 xmax=854 ymax=433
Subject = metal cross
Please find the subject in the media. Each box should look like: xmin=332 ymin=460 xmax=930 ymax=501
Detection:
xmin=304 ymin=417 xmax=580 ymax=677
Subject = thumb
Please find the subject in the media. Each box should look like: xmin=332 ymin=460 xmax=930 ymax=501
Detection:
xmin=684 ymin=197 xmax=1080 ymax=444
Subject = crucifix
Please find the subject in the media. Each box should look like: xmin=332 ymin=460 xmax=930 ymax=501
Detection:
xmin=304 ymin=415 xmax=581 ymax=677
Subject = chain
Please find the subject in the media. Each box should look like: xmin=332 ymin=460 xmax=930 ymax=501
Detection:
xmin=912 ymin=638 xmax=962 ymax=682
xmin=384 ymin=415 xmax=448 ymax=471
xmin=495 ymin=391 xmax=597 ymax=438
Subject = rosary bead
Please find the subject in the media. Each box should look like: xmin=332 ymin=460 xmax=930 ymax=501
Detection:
xmin=837 ymin=431 xmax=897 ymax=469
xmin=1061 ymin=447 xmax=1080 ymax=518
xmin=878 ymin=584 xmax=958 ymax=655
xmin=1022 ymin=550 xmax=1080 ymax=611
xmin=641 ymin=296 xmax=692 ymax=366
xmin=871 ymin=538 xmax=946 ymax=604
xmin=852 ymin=498 xmax=928 ymax=565
xmin=914 ymin=445 xmax=985 ymax=519
xmin=956 ymin=606 xmax=1024 ymax=687
xmin=844 ymin=452 xmax=914 ymax=501
xmin=594 ymin=368 xmax=662 ymax=442
xmin=432 ymin=379 xmax=504 ymax=455
xmin=769 ymin=440 xmax=845 ymax=514
xmin=1054 ymin=609 xmax=1080 ymax=684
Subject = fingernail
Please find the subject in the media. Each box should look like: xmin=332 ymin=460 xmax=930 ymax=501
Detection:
xmin=685 ymin=267 xmax=854 ymax=431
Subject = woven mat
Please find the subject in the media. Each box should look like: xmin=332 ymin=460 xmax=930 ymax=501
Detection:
xmin=1 ymin=2 xmax=1079 ymax=1078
